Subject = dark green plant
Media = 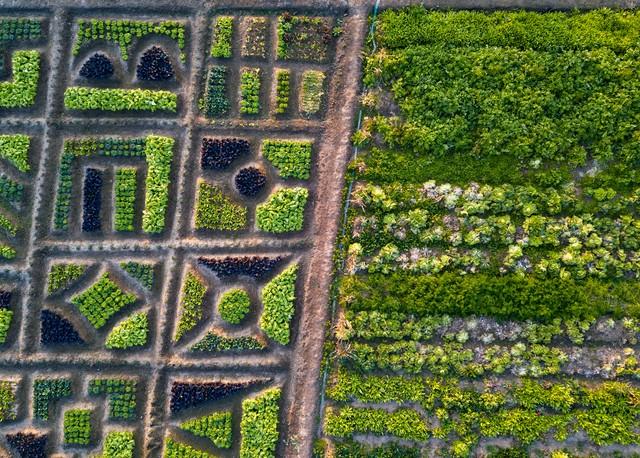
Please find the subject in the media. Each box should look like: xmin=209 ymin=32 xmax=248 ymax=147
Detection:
xmin=33 ymin=378 xmax=72 ymax=420
xmin=201 ymin=66 xmax=229 ymax=117
xmin=48 ymin=263 xmax=87 ymax=294
xmin=120 ymin=262 xmax=155 ymax=290
xmin=190 ymin=332 xmax=265 ymax=352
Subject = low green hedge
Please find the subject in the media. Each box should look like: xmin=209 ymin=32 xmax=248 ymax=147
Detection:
xmin=256 ymin=187 xmax=308 ymax=233
xmin=260 ymin=264 xmax=298 ymax=345
xmin=64 ymin=87 xmax=177 ymax=112
xmin=240 ymin=388 xmax=281 ymax=458
xmin=0 ymin=134 xmax=30 ymax=172
xmin=33 ymin=378 xmax=72 ymax=420
xmin=0 ymin=50 xmax=40 ymax=108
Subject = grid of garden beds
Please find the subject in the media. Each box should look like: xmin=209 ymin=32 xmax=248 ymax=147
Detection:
xmin=320 ymin=6 xmax=640 ymax=458
xmin=0 ymin=5 xmax=347 ymax=457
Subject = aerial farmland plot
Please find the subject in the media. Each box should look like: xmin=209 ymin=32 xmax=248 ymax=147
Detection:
xmin=1 ymin=0 xmax=640 ymax=457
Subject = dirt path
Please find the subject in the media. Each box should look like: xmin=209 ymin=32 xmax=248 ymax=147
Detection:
xmin=281 ymin=7 xmax=369 ymax=458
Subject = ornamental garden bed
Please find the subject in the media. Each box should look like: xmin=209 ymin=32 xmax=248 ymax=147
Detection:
xmin=0 ymin=3 xmax=349 ymax=457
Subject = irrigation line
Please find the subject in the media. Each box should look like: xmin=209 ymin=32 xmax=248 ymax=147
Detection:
xmin=315 ymin=0 xmax=381 ymax=439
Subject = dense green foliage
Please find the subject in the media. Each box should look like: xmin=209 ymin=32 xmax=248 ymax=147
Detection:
xmin=256 ymin=187 xmax=308 ymax=233
xmin=218 ymin=288 xmax=251 ymax=324
xmin=0 ymin=50 xmax=40 ymax=108
xmin=0 ymin=309 xmax=12 ymax=344
xmin=240 ymin=68 xmax=261 ymax=115
xmin=100 ymin=431 xmax=135 ymax=458
xmin=64 ymin=409 xmax=91 ymax=445
xmin=64 ymin=87 xmax=177 ymax=112
xmin=33 ymin=378 xmax=72 ymax=420
xmin=239 ymin=388 xmax=281 ymax=458
xmin=71 ymin=273 xmax=137 ymax=329
xmin=201 ymin=66 xmax=229 ymax=117
xmin=48 ymin=263 xmax=87 ymax=294
xmin=0 ymin=134 xmax=29 ymax=172
xmin=195 ymin=181 xmax=246 ymax=230
xmin=260 ymin=264 xmax=298 ymax=345
xmin=274 ymin=69 xmax=290 ymax=114
xmin=105 ymin=312 xmax=148 ymax=349
xmin=88 ymin=379 xmax=137 ymax=420
xmin=180 ymin=411 xmax=232 ymax=448
xmin=164 ymin=438 xmax=215 ymax=458
xmin=340 ymin=272 xmax=640 ymax=322
xmin=142 ymin=136 xmax=174 ymax=233
xmin=73 ymin=19 xmax=185 ymax=61
xmin=190 ymin=332 xmax=265 ymax=352
xmin=174 ymin=271 xmax=207 ymax=342
xmin=211 ymin=16 xmax=233 ymax=58
xmin=262 ymin=139 xmax=312 ymax=179
xmin=300 ymin=70 xmax=325 ymax=115
xmin=0 ymin=19 xmax=42 ymax=41
xmin=114 ymin=168 xmax=136 ymax=231
xmin=0 ymin=381 xmax=16 ymax=422
xmin=120 ymin=262 xmax=155 ymax=290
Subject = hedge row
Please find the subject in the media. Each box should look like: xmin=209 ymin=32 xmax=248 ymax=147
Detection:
xmin=190 ymin=332 xmax=265 ymax=352
xmin=0 ymin=19 xmax=42 ymax=41
xmin=0 ymin=50 xmax=40 ymax=108
xmin=260 ymin=264 xmax=298 ymax=345
xmin=340 ymin=272 xmax=640 ymax=322
xmin=64 ymin=87 xmax=177 ymax=112
xmin=0 ymin=309 xmax=12 ymax=344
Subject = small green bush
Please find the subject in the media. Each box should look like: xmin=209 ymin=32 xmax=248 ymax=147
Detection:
xmin=195 ymin=181 xmax=246 ymax=231
xmin=256 ymin=187 xmax=308 ymax=233
xmin=211 ymin=17 xmax=233 ymax=58
xmin=262 ymin=139 xmax=312 ymax=179
xmin=239 ymin=388 xmax=281 ymax=458
xmin=0 ymin=50 xmax=40 ymax=108
xmin=0 ymin=134 xmax=30 ymax=172
xmin=100 ymin=431 xmax=135 ymax=458
xmin=114 ymin=168 xmax=136 ymax=231
xmin=71 ymin=273 xmax=137 ymax=329
xmin=64 ymin=409 xmax=92 ymax=445
xmin=174 ymin=271 xmax=207 ymax=342
xmin=218 ymin=289 xmax=251 ymax=324
xmin=142 ymin=136 xmax=174 ymax=233
xmin=180 ymin=411 xmax=232 ymax=448
xmin=240 ymin=68 xmax=260 ymax=115
xmin=300 ymin=70 xmax=325 ymax=115
xmin=64 ymin=87 xmax=177 ymax=112
xmin=48 ymin=263 xmax=87 ymax=294
xmin=0 ymin=212 xmax=16 ymax=238
xmin=33 ymin=378 xmax=72 ymax=420
xmin=106 ymin=312 xmax=148 ymax=350
xmin=260 ymin=264 xmax=298 ymax=345
xmin=0 ymin=245 xmax=15 ymax=260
